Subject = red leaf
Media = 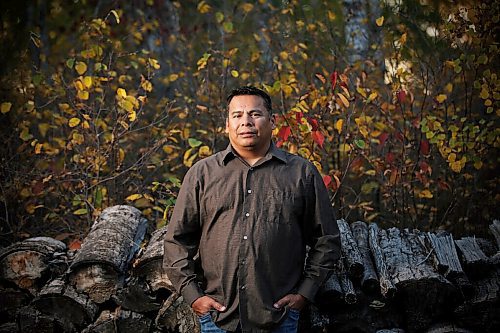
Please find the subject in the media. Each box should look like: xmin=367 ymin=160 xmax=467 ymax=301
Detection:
xmin=295 ymin=112 xmax=303 ymax=122
xmin=278 ymin=126 xmax=291 ymax=142
xmin=276 ymin=140 xmax=284 ymax=148
xmin=312 ymin=130 xmax=325 ymax=148
xmin=420 ymin=139 xmax=430 ymax=156
xmin=69 ymin=239 xmax=82 ymax=250
xmin=323 ymin=175 xmax=332 ymax=188
xmin=378 ymin=132 xmax=389 ymax=147
xmin=385 ymin=152 xmax=395 ymax=164
xmin=307 ymin=117 xmax=319 ymax=131
xmin=397 ymin=90 xmax=406 ymax=104
xmin=330 ymin=71 xmax=338 ymax=92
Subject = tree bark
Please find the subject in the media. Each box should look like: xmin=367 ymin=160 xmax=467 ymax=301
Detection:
xmin=368 ymin=223 xmax=396 ymax=298
xmin=155 ymin=292 xmax=200 ymax=333
xmin=82 ymin=309 xmax=152 ymax=333
xmin=69 ymin=206 xmax=148 ymax=303
xmin=351 ymin=221 xmax=380 ymax=294
xmin=337 ymin=219 xmax=364 ymax=279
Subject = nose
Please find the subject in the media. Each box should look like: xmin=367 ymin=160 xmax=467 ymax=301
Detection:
xmin=240 ymin=113 xmax=253 ymax=126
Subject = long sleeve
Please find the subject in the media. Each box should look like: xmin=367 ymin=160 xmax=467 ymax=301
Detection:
xmin=163 ymin=167 xmax=205 ymax=306
xmin=297 ymin=165 xmax=341 ymax=301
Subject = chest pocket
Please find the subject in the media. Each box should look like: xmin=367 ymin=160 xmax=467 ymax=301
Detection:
xmin=259 ymin=190 xmax=304 ymax=225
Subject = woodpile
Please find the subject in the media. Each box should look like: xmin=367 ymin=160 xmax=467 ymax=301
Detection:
xmin=0 ymin=207 xmax=498 ymax=333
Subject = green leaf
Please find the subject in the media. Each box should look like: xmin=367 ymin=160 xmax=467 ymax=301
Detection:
xmin=66 ymin=58 xmax=75 ymax=69
xmin=188 ymin=138 xmax=202 ymax=148
xmin=73 ymin=208 xmax=88 ymax=215
xmin=354 ymin=139 xmax=366 ymax=149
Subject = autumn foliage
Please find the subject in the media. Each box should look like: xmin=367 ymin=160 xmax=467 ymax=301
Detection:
xmin=0 ymin=1 xmax=498 ymax=245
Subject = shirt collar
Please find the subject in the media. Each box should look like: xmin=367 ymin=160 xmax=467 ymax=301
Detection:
xmin=222 ymin=142 xmax=288 ymax=165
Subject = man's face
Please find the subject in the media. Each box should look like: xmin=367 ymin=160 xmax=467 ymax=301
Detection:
xmin=226 ymin=95 xmax=275 ymax=154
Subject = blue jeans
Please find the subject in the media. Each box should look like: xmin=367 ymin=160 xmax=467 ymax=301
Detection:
xmin=198 ymin=309 xmax=300 ymax=333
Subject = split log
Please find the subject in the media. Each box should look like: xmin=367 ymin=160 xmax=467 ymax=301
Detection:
xmin=133 ymin=226 xmax=174 ymax=293
xmin=32 ymin=278 xmax=98 ymax=331
xmin=454 ymin=237 xmax=489 ymax=278
xmin=155 ymin=292 xmax=200 ymax=333
xmin=380 ymin=228 xmax=457 ymax=332
xmin=82 ymin=309 xmax=152 ymax=333
xmin=337 ymin=260 xmax=357 ymax=304
xmin=351 ymin=221 xmax=380 ymax=294
xmin=69 ymin=205 xmax=148 ymax=303
xmin=368 ymin=223 xmax=396 ymax=298
xmin=0 ymin=237 xmax=66 ymax=293
xmin=423 ymin=232 xmax=473 ymax=298
xmin=337 ymin=219 xmax=364 ymax=279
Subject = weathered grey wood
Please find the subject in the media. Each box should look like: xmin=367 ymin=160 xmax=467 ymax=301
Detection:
xmin=336 ymin=260 xmax=357 ymax=304
xmin=351 ymin=221 xmax=379 ymax=294
xmin=155 ymin=292 xmax=200 ymax=333
xmin=69 ymin=205 xmax=148 ymax=303
xmin=454 ymin=268 xmax=500 ymax=332
xmin=32 ymin=278 xmax=98 ymax=331
xmin=308 ymin=304 xmax=330 ymax=330
xmin=369 ymin=223 xmax=396 ymax=298
xmin=455 ymin=237 xmax=489 ymax=277
xmin=337 ymin=219 xmax=364 ymax=278
xmin=489 ymin=220 xmax=500 ymax=250
xmin=376 ymin=329 xmax=405 ymax=333
xmin=0 ymin=237 xmax=66 ymax=293
xmin=82 ymin=309 xmax=151 ymax=333
xmin=424 ymin=322 xmax=472 ymax=333
xmin=380 ymin=228 xmax=457 ymax=332
xmin=316 ymin=272 xmax=343 ymax=305
xmin=133 ymin=226 xmax=174 ymax=293
xmin=423 ymin=232 xmax=473 ymax=297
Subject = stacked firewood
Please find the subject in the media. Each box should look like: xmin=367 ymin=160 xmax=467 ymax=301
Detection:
xmin=0 ymin=206 xmax=498 ymax=332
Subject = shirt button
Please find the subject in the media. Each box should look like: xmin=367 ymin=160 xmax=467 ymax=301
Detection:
xmin=247 ymin=189 xmax=252 ymax=194
xmin=245 ymin=212 xmax=250 ymax=217
xmin=241 ymin=285 xmax=246 ymax=290
xmin=241 ymin=260 xmax=246 ymax=264
xmin=243 ymin=235 xmax=248 ymax=240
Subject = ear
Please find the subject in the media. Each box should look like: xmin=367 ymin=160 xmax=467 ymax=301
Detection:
xmin=270 ymin=114 xmax=276 ymax=129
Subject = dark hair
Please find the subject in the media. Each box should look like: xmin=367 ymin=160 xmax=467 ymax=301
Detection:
xmin=226 ymin=86 xmax=272 ymax=115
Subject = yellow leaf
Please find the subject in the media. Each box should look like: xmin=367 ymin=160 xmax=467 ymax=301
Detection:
xmin=445 ymin=83 xmax=453 ymax=93
xmin=148 ymin=58 xmax=160 ymax=69
xmin=356 ymin=87 xmax=367 ymax=98
xmin=335 ymin=119 xmax=343 ymax=134
xmin=197 ymin=0 xmax=211 ymax=13
xmin=118 ymin=148 xmax=125 ymax=164
xmin=419 ymin=189 xmax=433 ymax=199
xmin=1 ymin=102 xmax=12 ymax=114
xmin=367 ymin=92 xmax=378 ymax=102
xmin=117 ymin=88 xmax=127 ymax=98
xmin=126 ymin=194 xmax=143 ymax=201
xmin=327 ymin=10 xmax=336 ymax=21
xmin=35 ymin=143 xmax=43 ymax=154
xmin=199 ymin=145 xmax=211 ymax=157
xmin=169 ymin=73 xmax=179 ymax=81
xmin=339 ymin=143 xmax=351 ymax=153
xmin=141 ymin=80 xmax=153 ymax=92
xmin=77 ymin=90 xmax=89 ymax=100
xmin=436 ymin=94 xmax=447 ymax=103
xmin=376 ymin=16 xmax=384 ymax=27
xmin=279 ymin=51 xmax=289 ymax=60
xmin=110 ymin=9 xmax=120 ymax=23
xmin=74 ymin=80 xmax=84 ymax=91
xmin=231 ymin=70 xmax=239 ymax=78
xmin=474 ymin=160 xmax=483 ymax=169
xmin=68 ymin=118 xmax=81 ymax=127
xmin=128 ymin=110 xmax=136 ymax=122
xmin=337 ymin=93 xmax=350 ymax=108
xmin=83 ymin=76 xmax=92 ymax=88
xmin=73 ymin=208 xmax=88 ymax=215
xmin=75 ymin=61 xmax=87 ymax=75
xmin=241 ymin=3 xmax=254 ymax=13
xmin=38 ymin=123 xmax=50 ymax=137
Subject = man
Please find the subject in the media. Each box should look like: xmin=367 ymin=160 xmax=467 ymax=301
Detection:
xmin=164 ymin=86 xmax=341 ymax=332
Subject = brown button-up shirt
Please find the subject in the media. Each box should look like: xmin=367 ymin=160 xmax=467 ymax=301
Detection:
xmin=163 ymin=143 xmax=341 ymax=332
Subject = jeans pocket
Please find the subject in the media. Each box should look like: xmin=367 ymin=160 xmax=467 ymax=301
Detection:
xmin=198 ymin=312 xmax=212 ymax=321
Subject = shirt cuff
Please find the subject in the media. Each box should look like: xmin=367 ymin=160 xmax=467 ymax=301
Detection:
xmin=297 ymin=278 xmax=319 ymax=302
xmin=181 ymin=282 xmax=205 ymax=306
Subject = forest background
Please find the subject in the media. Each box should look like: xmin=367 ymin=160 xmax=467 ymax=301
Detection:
xmin=0 ymin=0 xmax=498 ymax=247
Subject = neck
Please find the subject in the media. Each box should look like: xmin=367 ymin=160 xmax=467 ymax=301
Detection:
xmin=233 ymin=143 xmax=271 ymax=166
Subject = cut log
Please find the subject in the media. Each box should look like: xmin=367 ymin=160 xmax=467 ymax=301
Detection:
xmin=32 ymin=278 xmax=98 ymax=331
xmin=17 ymin=305 xmax=62 ymax=333
xmin=316 ymin=272 xmax=343 ymax=305
xmin=351 ymin=221 xmax=380 ymax=294
xmin=369 ymin=223 xmax=397 ymax=298
xmin=69 ymin=205 xmax=148 ymax=303
xmin=337 ymin=219 xmax=364 ymax=279
xmin=424 ymin=322 xmax=472 ymax=333
xmin=113 ymin=277 xmax=164 ymax=313
xmin=0 ymin=285 xmax=31 ymax=320
xmin=82 ymin=309 xmax=152 ymax=333
xmin=454 ymin=237 xmax=489 ymax=278
xmin=454 ymin=268 xmax=500 ymax=332
xmin=380 ymin=228 xmax=457 ymax=332
xmin=134 ymin=226 xmax=174 ymax=293
xmin=0 ymin=237 xmax=66 ymax=294
xmin=336 ymin=260 xmax=357 ymax=304
xmin=423 ymin=232 xmax=473 ymax=298
xmin=155 ymin=292 xmax=200 ymax=333
xmin=489 ymin=220 xmax=500 ymax=250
